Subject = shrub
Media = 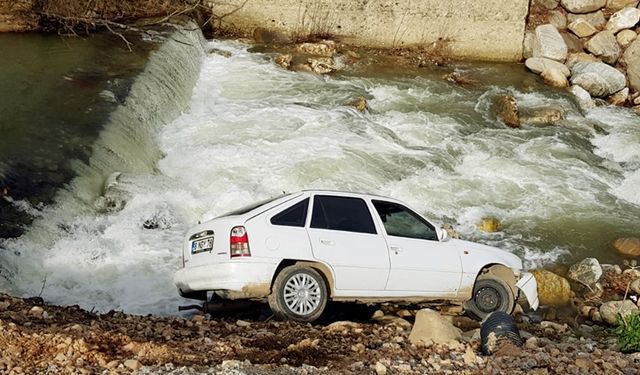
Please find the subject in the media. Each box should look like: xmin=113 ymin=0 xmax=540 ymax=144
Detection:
xmin=616 ymin=312 xmax=640 ymax=353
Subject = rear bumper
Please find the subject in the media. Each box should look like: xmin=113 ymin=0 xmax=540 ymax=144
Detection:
xmin=174 ymin=260 xmax=278 ymax=299
xmin=516 ymin=272 xmax=539 ymax=310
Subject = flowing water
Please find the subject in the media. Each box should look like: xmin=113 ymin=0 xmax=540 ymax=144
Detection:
xmin=1 ymin=32 xmax=639 ymax=315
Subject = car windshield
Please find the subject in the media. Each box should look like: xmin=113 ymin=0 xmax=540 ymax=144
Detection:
xmin=219 ymin=194 xmax=289 ymax=217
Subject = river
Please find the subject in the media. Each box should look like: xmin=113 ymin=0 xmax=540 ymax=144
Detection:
xmin=1 ymin=28 xmax=639 ymax=315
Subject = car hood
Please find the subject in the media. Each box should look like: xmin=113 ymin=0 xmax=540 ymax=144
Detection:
xmin=450 ymin=239 xmax=523 ymax=271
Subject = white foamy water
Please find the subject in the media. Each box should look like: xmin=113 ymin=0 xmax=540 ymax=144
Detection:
xmin=2 ymin=38 xmax=640 ymax=315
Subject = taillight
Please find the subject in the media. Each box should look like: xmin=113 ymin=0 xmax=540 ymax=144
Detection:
xmin=230 ymin=226 xmax=251 ymax=258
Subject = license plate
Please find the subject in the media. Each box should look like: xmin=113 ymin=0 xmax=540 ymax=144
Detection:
xmin=191 ymin=236 xmax=214 ymax=254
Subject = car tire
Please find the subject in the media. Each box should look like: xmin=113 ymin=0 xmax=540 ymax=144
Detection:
xmin=465 ymin=274 xmax=515 ymax=320
xmin=268 ymin=265 xmax=328 ymax=323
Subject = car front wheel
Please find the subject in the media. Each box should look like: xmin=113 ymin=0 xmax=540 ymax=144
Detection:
xmin=268 ymin=265 xmax=328 ymax=323
xmin=465 ymin=274 xmax=515 ymax=320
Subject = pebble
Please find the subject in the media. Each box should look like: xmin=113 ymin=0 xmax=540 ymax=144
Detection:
xmin=124 ymin=359 xmax=141 ymax=371
xmin=375 ymin=362 xmax=387 ymax=375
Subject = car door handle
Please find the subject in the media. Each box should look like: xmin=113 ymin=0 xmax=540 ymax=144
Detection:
xmin=320 ymin=239 xmax=335 ymax=246
xmin=390 ymin=246 xmax=401 ymax=253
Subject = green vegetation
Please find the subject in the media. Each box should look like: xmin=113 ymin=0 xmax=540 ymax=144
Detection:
xmin=616 ymin=312 xmax=640 ymax=353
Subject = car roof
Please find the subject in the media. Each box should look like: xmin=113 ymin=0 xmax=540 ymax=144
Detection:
xmin=300 ymin=189 xmax=392 ymax=200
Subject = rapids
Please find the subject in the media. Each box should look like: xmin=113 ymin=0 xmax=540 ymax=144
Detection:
xmin=1 ymin=34 xmax=639 ymax=315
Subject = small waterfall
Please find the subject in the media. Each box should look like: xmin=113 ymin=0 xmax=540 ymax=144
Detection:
xmin=0 ymin=24 xmax=205 ymax=313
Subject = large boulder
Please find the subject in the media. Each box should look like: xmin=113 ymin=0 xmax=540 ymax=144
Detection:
xmin=525 ymin=57 xmax=571 ymax=76
xmin=533 ymin=24 xmax=569 ymax=62
xmin=567 ymin=258 xmax=603 ymax=286
xmin=566 ymin=52 xmax=601 ymax=68
xmin=623 ymin=39 xmax=640 ymax=92
xmin=599 ymin=300 xmax=639 ymax=325
xmin=606 ymin=0 xmax=640 ymax=11
xmin=612 ymin=237 xmax=640 ymax=257
xmin=531 ymin=269 xmax=573 ymax=306
xmin=570 ymin=61 xmax=627 ymax=97
xmin=561 ymin=0 xmax=606 ymax=13
xmin=408 ymin=309 xmax=462 ymax=345
xmin=606 ymin=7 xmax=640 ymax=34
xmin=567 ymin=11 xmax=607 ymax=29
xmin=585 ymin=31 xmax=621 ymax=64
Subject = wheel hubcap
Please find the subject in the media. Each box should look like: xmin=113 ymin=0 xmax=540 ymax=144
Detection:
xmin=283 ymin=273 xmax=322 ymax=316
xmin=475 ymin=286 xmax=501 ymax=313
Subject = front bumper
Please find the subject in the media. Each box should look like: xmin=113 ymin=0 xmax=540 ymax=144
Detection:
xmin=174 ymin=260 xmax=278 ymax=299
xmin=516 ymin=272 xmax=539 ymax=310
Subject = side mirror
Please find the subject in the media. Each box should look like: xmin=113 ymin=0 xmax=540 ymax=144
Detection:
xmin=439 ymin=227 xmax=451 ymax=242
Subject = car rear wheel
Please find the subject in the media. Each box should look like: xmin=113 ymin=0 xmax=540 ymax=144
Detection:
xmin=465 ymin=274 xmax=515 ymax=320
xmin=269 ymin=265 xmax=328 ymax=323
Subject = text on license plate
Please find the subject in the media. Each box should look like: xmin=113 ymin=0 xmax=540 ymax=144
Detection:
xmin=191 ymin=236 xmax=214 ymax=253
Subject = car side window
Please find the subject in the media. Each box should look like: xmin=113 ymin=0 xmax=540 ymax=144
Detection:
xmin=271 ymin=198 xmax=309 ymax=227
xmin=372 ymin=200 xmax=438 ymax=241
xmin=311 ymin=195 xmax=377 ymax=234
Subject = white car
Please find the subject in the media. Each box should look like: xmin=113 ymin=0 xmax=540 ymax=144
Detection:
xmin=174 ymin=190 xmax=538 ymax=322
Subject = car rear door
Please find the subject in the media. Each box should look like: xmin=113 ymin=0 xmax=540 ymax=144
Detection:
xmin=371 ymin=200 xmax=462 ymax=295
xmin=306 ymin=194 xmax=390 ymax=291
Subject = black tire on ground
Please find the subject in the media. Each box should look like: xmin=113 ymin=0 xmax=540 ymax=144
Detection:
xmin=465 ymin=274 xmax=515 ymax=321
xmin=480 ymin=311 xmax=523 ymax=355
xmin=268 ymin=265 xmax=328 ymax=323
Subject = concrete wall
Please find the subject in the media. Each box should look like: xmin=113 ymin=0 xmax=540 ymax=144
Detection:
xmin=207 ymin=0 xmax=531 ymax=62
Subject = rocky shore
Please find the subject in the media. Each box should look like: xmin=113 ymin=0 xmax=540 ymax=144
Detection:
xmin=525 ymin=0 xmax=640 ymax=112
xmin=3 ymin=249 xmax=640 ymax=375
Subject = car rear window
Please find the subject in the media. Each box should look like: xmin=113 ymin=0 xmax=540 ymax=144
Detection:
xmin=271 ymin=198 xmax=309 ymax=227
xmin=220 ymin=194 xmax=287 ymax=217
xmin=311 ymin=195 xmax=376 ymax=234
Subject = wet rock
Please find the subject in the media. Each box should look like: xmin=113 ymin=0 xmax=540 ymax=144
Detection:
xmin=207 ymin=48 xmax=232 ymax=58
xmin=291 ymin=63 xmax=313 ymax=73
xmin=606 ymin=0 xmax=640 ymax=11
xmin=526 ymin=57 xmax=571 ymax=76
xmin=533 ymin=24 xmax=569 ymax=62
xmin=609 ymin=87 xmax=630 ymax=105
xmin=623 ymin=39 xmax=640 ymax=92
xmin=308 ymin=57 xmax=337 ymax=74
xmin=567 ymin=11 xmax=607 ymax=29
xmin=442 ymin=70 xmax=479 ymax=87
xmin=0 ymin=301 xmax=10 ymax=311
xmin=570 ymin=84 xmax=597 ymax=112
xmin=442 ymin=223 xmax=461 ymax=239
xmin=601 ymin=263 xmax=623 ymax=274
xmin=612 ymin=237 xmax=640 ymax=257
xmin=521 ymin=107 xmax=565 ymax=125
xmin=571 ymin=61 xmax=627 ymax=97
xmin=568 ymin=258 xmax=603 ymax=286
xmin=349 ymin=96 xmax=368 ymax=112
xmin=606 ymin=7 xmax=640 ymax=34
xmin=236 ymin=319 xmax=251 ymax=327
xmin=531 ymin=269 xmax=573 ymax=306
xmin=600 ymin=300 xmax=639 ymax=325
xmin=617 ymin=29 xmax=638 ymax=48
xmin=274 ymin=54 xmax=292 ymax=70
xmin=561 ymin=0 xmax=606 ymax=13
xmin=493 ymin=95 xmax=520 ymax=128
xmin=542 ymin=68 xmax=570 ymax=87
xmin=585 ymin=31 xmax=622 ymax=64
xmin=568 ymin=18 xmax=598 ymax=37
xmin=296 ymin=40 xmax=337 ymax=57
xmin=409 ymin=309 xmax=462 ymax=346
xmin=478 ymin=217 xmax=502 ymax=232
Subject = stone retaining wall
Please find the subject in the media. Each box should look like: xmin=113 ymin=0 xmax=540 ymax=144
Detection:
xmin=206 ymin=0 xmax=531 ymax=62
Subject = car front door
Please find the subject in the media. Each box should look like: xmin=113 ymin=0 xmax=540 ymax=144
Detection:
xmin=372 ymin=200 xmax=462 ymax=295
xmin=306 ymin=194 xmax=390 ymax=291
